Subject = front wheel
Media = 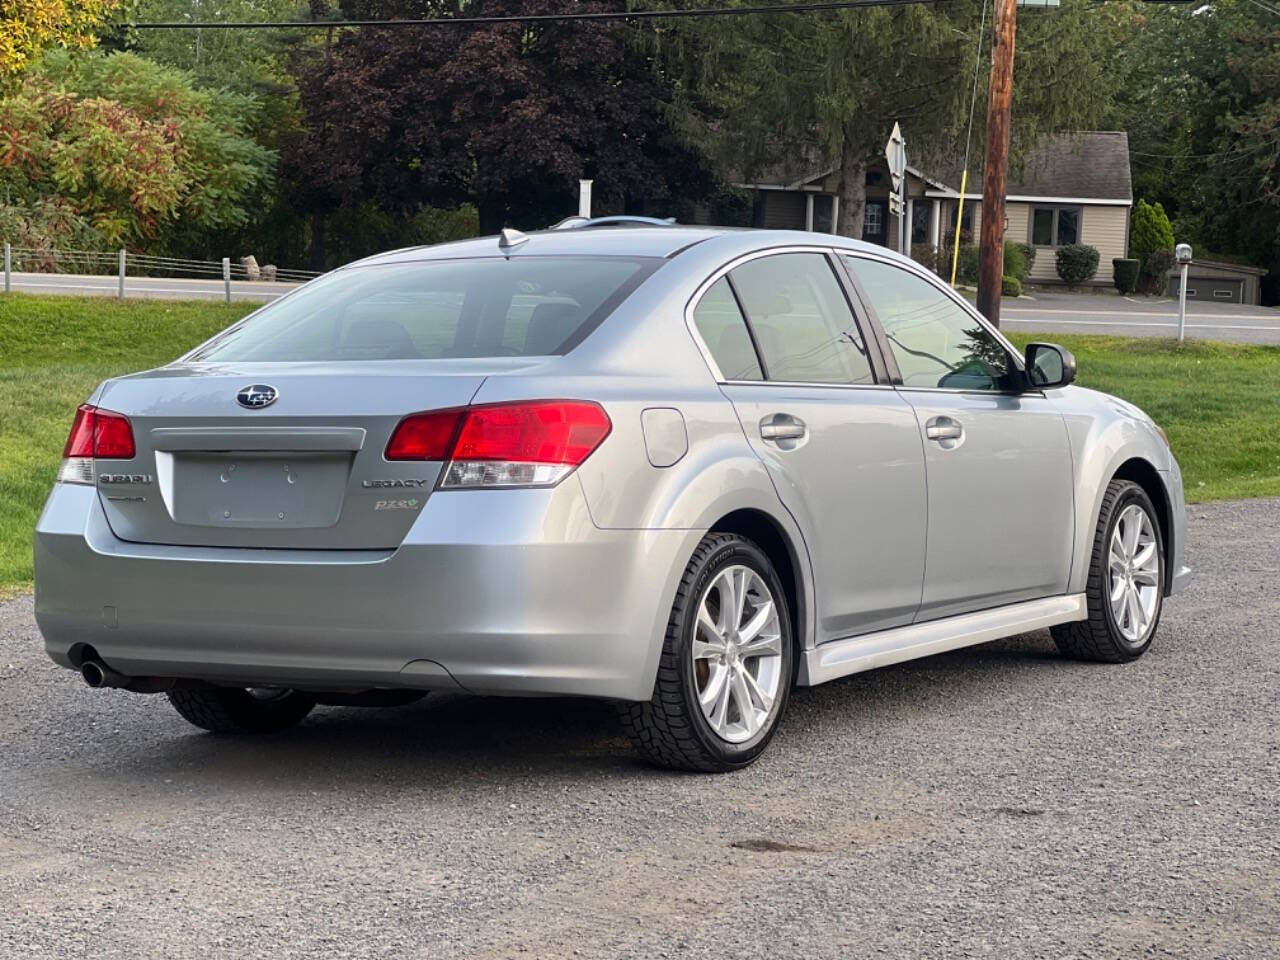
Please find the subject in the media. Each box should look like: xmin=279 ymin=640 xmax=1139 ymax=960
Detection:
xmin=167 ymin=687 xmax=316 ymax=734
xmin=1052 ymin=479 xmax=1165 ymax=663
xmin=620 ymin=532 xmax=794 ymax=772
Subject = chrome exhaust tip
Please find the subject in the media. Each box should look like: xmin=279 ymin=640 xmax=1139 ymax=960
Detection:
xmin=80 ymin=659 xmax=128 ymax=689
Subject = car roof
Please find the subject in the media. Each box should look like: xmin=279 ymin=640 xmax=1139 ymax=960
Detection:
xmin=354 ymin=226 xmax=728 ymax=264
xmin=349 ymin=225 xmax=895 ymax=267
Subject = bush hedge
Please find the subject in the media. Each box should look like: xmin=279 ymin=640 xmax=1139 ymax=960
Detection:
xmin=1140 ymin=247 xmax=1175 ymax=294
xmin=1112 ymin=258 xmax=1140 ymax=294
xmin=1055 ymin=244 xmax=1100 ymax=286
xmin=910 ymin=243 xmax=941 ymax=275
xmin=1002 ymin=242 xmax=1027 ymax=282
xmin=1001 ymin=275 xmax=1022 ymax=298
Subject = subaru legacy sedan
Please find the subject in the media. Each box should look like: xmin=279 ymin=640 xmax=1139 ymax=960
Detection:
xmin=35 ymin=221 xmax=1190 ymax=771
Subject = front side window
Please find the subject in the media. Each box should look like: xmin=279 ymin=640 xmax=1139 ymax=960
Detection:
xmin=189 ymin=257 xmax=657 ymax=362
xmin=691 ymin=277 xmax=763 ymax=381
xmin=845 ymin=257 xmax=1017 ymax=392
xmin=729 ymin=253 xmax=874 ymax=385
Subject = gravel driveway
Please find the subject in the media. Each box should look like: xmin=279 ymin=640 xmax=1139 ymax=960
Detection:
xmin=1 ymin=500 xmax=1276 ymax=959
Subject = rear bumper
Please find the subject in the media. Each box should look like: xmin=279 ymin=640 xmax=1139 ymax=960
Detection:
xmin=34 ymin=482 xmax=699 ymax=701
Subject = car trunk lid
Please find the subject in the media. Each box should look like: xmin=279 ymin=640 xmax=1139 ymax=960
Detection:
xmin=92 ymin=360 xmax=536 ymax=549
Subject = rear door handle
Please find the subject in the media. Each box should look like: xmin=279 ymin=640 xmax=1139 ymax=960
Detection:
xmin=925 ymin=416 xmax=963 ymax=442
xmin=759 ymin=414 xmax=807 ymax=442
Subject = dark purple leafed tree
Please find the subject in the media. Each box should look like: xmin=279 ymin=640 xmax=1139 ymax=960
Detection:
xmin=284 ymin=0 xmax=714 ymax=265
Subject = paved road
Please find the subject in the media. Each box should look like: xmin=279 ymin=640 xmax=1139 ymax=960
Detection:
xmin=10 ymin=271 xmax=1280 ymax=343
xmin=1002 ymin=292 xmax=1280 ymax=345
xmin=5 ymin=270 xmax=300 ymax=303
xmin=1 ymin=500 xmax=1276 ymax=958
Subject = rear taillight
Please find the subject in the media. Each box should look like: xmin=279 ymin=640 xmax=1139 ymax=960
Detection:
xmin=386 ymin=400 xmax=611 ymax=488
xmin=58 ymin=404 xmax=136 ymax=484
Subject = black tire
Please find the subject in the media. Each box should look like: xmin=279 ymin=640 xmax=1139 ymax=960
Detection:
xmin=167 ymin=687 xmax=316 ymax=734
xmin=1051 ymin=479 xmax=1165 ymax=663
xmin=620 ymin=532 xmax=794 ymax=772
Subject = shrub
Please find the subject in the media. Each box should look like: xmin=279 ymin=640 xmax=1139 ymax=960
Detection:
xmin=1002 ymin=242 xmax=1027 ymax=282
xmin=1131 ymin=199 xmax=1175 ymax=265
xmin=956 ymin=244 xmax=980 ymax=285
xmin=1140 ymin=247 xmax=1176 ymax=294
xmin=910 ymin=243 xmax=940 ymax=275
xmin=1055 ymin=243 xmax=1100 ymax=285
xmin=1018 ymin=242 xmax=1036 ymax=275
xmin=1112 ymin=258 xmax=1140 ymax=294
xmin=1001 ymin=275 xmax=1022 ymax=298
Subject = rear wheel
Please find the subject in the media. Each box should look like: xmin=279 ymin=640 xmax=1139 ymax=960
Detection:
xmin=1052 ymin=479 xmax=1165 ymax=663
xmin=620 ymin=532 xmax=793 ymax=772
xmin=167 ymin=687 xmax=316 ymax=734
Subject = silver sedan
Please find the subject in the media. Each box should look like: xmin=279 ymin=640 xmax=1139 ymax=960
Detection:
xmin=34 ymin=222 xmax=1191 ymax=771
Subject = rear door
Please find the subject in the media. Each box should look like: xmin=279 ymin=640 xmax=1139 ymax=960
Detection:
xmin=691 ymin=250 xmax=927 ymax=640
xmin=842 ymin=254 xmax=1075 ymax=621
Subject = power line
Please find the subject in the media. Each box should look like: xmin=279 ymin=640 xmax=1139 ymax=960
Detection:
xmin=1243 ymin=0 xmax=1280 ymax=16
xmin=131 ymin=0 xmax=953 ymax=31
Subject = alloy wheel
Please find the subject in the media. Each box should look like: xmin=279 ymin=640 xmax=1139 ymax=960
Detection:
xmin=1108 ymin=503 xmax=1161 ymax=644
xmin=691 ymin=564 xmax=784 ymax=744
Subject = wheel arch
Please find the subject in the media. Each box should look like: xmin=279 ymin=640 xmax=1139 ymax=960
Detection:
xmin=1111 ymin=457 xmax=1175 ymax=595
xmin=707 ymin=508 xmax=809 ymax=657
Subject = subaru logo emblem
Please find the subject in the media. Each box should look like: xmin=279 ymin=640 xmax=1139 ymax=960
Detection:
xmin=236 ymin=384 xmax=278 ymax=409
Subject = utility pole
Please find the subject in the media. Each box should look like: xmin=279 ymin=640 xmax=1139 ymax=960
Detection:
xmin=976 ymin=0 xmax=1018 ymax=327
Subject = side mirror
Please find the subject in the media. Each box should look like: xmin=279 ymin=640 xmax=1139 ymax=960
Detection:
xmin=1024 ymin=342 xmax=1076 ymax=390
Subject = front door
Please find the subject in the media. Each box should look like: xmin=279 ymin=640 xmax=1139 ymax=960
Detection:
xmin=690 ymin=251 xmax=926 ymax=640
xmin=843 ymin=254 xmax=1076 ymax=621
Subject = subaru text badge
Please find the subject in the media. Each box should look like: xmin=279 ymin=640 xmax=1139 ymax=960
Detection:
xmin=236 ymin=384 xmax=278 ymax=409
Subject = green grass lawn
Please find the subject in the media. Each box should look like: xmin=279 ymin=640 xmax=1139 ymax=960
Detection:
xmin=1 ymin=293 xmax=1278 ymax=593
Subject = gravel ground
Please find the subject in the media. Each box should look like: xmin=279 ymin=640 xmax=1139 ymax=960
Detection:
xmin=1 ymin=500 xmax=1276 ymax=959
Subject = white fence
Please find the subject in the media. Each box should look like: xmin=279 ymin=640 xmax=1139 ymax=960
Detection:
xmin=1 ymin=243 xmax=320 ymax=302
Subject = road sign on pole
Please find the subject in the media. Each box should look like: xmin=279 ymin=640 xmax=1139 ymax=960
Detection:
xmin=885 ymin=123 xmax=907 ymax=254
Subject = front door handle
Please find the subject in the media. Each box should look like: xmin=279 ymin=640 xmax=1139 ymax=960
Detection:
xmin=925 ymin=415 xmax=964 ymax=445
xmin=759 ymin=413 xmax=807 ymax=443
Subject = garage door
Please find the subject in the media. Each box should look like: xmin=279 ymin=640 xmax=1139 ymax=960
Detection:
xmin=1169 ymin=276 xmax=1244 ymax=303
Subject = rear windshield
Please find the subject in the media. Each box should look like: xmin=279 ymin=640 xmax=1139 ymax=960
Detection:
xmin=189 ymin=256 xmax=659 ymax=362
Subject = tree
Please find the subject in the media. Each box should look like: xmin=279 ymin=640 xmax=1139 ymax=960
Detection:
xmin=283 ymin=0 xmax=716 ymax=266
xmin=0 ymin=0 xmax=122 ymax=77
xmin=657 ymin=0 xmax=1132 ymax=238
xmin=1131 ymin=199 xmax=1174 ymax=262
xmin=0 ymin=50 xmax=273 ymax=250
xmin=1108 ymin=0 xmax=1280 ymax=302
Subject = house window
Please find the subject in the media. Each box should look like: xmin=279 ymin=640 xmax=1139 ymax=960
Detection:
xmin=810 ymin=194 xmax=836 ymax=233
xmin=949 ymin=203 xmax=975 ymax=244
xmin=1031 ymin=206 xmax=1083 ymax=246
xmin=864 ymin=203 xmax=883 ymax=238
xmin=911 ymin=203 xmax=930 ymax=244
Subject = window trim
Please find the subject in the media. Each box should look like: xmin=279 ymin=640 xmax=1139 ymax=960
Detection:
xmin=683 ymin=245 xmax=893 ymax=389
xmin=1029 ymin=205 xmax=1084 ymax=248
xmin=838 ymin=249 xmax=1031 ymax=397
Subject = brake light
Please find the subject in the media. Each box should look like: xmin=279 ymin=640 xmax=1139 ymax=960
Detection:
xmin=384 ymin=409 xmax=464 ymax=461
xmin=58 ymin=404 xmax=135 ymax=484
xmin=385 ymin=401 xmax=611 ymax=488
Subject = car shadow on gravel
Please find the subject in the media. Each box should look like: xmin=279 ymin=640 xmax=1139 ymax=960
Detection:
xmin=79 ymin=630 xmax=1071 ymax=789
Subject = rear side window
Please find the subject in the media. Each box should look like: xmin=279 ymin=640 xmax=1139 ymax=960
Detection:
xmin=691 ymin=277 xmax=763 ymax=381
xmin=729 ymin=253 xmax=874 ymax=385
xmin=189 ymin=257 xmax=658 ymax=362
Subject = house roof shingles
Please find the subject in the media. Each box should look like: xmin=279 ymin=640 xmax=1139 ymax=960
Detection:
xmin=739 ymin=131 xmax=1133 ymax=204
xmin=1004 ymin=131 xmax=1132 ymax=201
